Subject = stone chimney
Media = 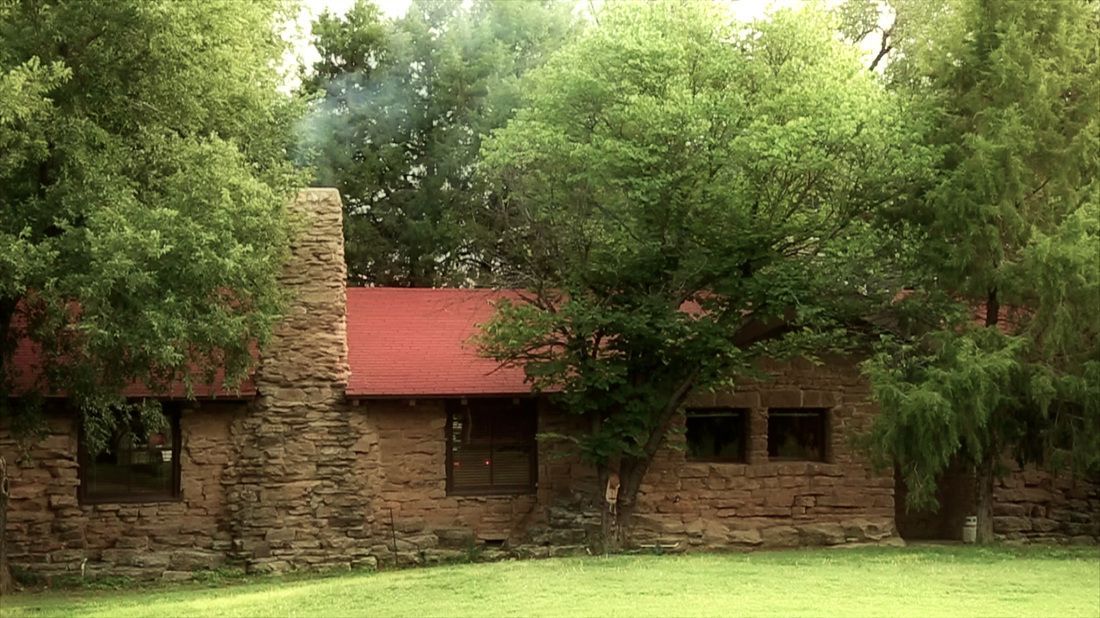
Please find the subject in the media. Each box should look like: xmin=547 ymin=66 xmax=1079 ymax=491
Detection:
xmin=255 ymin=188 xmax=349 ymax=388
xmin=226 ymin=189 xmax=371 ymax=572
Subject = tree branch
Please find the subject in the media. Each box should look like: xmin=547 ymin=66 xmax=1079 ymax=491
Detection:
xmin=868 ymin=26 xmax=895 ymax=72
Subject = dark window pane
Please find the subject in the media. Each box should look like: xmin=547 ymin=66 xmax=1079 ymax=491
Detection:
xmin=462 ymin=410 xmax=494 ymax=442
xmin=451 ymin=446 xmax=493 ymax=487
xmin=492 ymin=446 xmax=533 ymax=486
xmin=447 ymin=398 xmax=536 ymax=494
xmin=491 ymin=409 xmax=534 ymax=442
xmin=685 ymin=409 xmax=747 ymax=462
xmin=767 ymin=408 xmax=828 ymax=461
xmin=83 ymin=408 xmax=180 ymax=502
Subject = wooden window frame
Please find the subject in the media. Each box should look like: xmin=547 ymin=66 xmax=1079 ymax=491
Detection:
xmin=445 ymin=398 xmax=537 ymax=496
xmin=684 ymin=407 xmax=749 ymax=463
xmin=78 ymin=406 xmax=183 ymax=505
xmin=766 ymin=407 xmax=830 ymax=463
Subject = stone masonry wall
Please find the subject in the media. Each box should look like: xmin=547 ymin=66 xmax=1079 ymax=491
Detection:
xmin=994 ymin=463 xmax=1100 ymax=543
xmin=894 ymin=457 xmax=1099 ymax=543
xmin=0 ymin=402 xmax=241 ymax=582
xmin=361 ymin=399 xmax=593 ymax=565
xmin=631 ymin=356 xmax=896 ymax=550
xmin=223 ymin=188 xmax=375 ymax=573
xmin=359 ymin=358 xmax=899 ymax=562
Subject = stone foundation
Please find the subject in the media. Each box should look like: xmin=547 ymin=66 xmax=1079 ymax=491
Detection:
xmin=360 ymin=399 xmax=592 ymax=566
xmin=357 ymin=361 xmax=901 ymax=565
xmin=894 ymin=457 xmax=1100 ymax=544
xmin=4 ymin=379 xmax=1097 ymax=582
xmin=994 ymin=463 xmax=1100 ymax=544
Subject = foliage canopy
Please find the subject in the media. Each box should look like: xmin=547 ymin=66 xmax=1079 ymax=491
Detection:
xmin=851 ymin=0 xmax=1099 ymax=534
xmin=0 ymin=0 xmax=303 ymax=448
xmin=478 ymin=0 xmax=929 ymax=531
xmin=302 ymin=0 xmax=576 ymax=286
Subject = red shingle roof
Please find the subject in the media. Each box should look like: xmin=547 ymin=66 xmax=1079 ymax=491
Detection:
xmin=9 ymin=336 xmax=256 ymax=399
xmin=10 ymin=286 xmax=1022 ymax=401
xmin=345 ymin=287 xmax=531 ymax=397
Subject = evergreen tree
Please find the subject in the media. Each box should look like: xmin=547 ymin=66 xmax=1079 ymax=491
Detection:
xmin=302 ymin=0 xmax=577 ymax=286
xmin=858 ymin=0 xmax=1099 ymax=542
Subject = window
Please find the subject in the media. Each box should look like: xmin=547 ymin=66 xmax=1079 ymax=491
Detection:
xmin=767 ymin=408 xmax=828 ymax=462
xmin=80 ymin=407 xmax=181 ymax=503
xmin=685 ymin=408 xmax=747 ymax=463
xmin=446 ymin=398 xmax=536 ymax=495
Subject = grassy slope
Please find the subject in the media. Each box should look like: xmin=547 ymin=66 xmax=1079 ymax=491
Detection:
xmin=3 ymin=546 xmax=1098 ymax=617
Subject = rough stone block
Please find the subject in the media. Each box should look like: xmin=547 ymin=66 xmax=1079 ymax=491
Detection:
xmin=169 ymin=549 xmax=226 ymax=571
xmin=760 ymin=525 xmax=800 ymax=548
xmin=728 ymin=529 xmax=763 ymax=546
xmin=994 ymin=516 xmax=1033 ymax=533
xmin=133 ymin=552 xmax=171 ymax=569
xmin=798 ymin=523 xmax=846 ymax=546
xmin=762 ymin=390 xmax=802 ymax=408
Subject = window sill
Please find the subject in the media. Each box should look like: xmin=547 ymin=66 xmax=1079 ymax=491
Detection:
xmin=447 ymin=487 xmax=536 ymax=497
xmin=80 ymin=494 xmax=183 ymax=506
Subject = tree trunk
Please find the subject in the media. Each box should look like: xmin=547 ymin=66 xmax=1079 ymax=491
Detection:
xmin=613 ymin=458 xmax=644 ymax=548
xmin=975 ymin=288 xmax=1000 ymax=544
xmin=597 ymin=464 xmax=615 ymax=553
xmin=593 ymin=456 xmax=650 ymax=553
xmin=594 ymin=456 xmax=651 ymax=553
xmin=0 ymin=296 xmax=17 ymax=392
xmin=0 ymin=455 xmax=12 ymax=595
xmin=975 ymin=454 xmax=996 ymax=544
xmin=592 ymin=373 xmax=699 ymax=553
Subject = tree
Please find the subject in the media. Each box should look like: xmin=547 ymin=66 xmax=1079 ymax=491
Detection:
xmin=301 ymin=0 xmax=577 ymax=286
xmin=0 ymin=0 xmax=303 ymax=448
xmin=858 ymin=0 xmax=1100 ymax=542
xmin=478 ymin=1 xmax=928 ymax=548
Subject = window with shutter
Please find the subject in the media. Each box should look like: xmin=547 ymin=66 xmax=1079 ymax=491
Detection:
xmin=446 ymin=398 xmax=537 ymax=495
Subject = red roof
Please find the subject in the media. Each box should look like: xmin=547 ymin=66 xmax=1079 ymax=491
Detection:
xmin=8 ymin=311 xmax=256 ymax=399
xmin=345 ymin=288 xmax=532 ymax=397
xmin=10 ymin=286 xmax=1025 ymax=402
xmin=8 ymin=288 xmax=530 ymax=400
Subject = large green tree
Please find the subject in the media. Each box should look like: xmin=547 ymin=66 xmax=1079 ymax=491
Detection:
xmin=301 ymin=0 xmax=576 ymax=286
xmin=478 ymin=1 xmax=928 ymax=547
xmin=854 ymin=0 xmax=1100 ymax=542
xmin=0 ymin=0 xmax=303 ymax=444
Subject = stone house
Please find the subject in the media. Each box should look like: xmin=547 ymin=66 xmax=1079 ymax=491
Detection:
xmin=1 ymin=189 xmax=1096 ymax=582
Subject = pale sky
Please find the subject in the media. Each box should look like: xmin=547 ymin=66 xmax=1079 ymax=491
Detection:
xmin=294 ymin=0 xmax=802 ymax=69
xmin=294 ymin=0 xmax=410 ymax=70
xmin=288 ymin=0 xmax=878 ymax=84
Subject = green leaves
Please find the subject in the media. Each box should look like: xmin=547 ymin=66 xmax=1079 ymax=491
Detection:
xmin=862 ymin=0 xmax=1099 ymax=508
xmin=478 ymin=1 xmax=926 ymax=471
xmin=0 ymin=0 xmax=303 ymax=440
xmin=301 ymin=0 xmax=577 ymax=286
xmin=0 ymin=57 xmax=69 ymax=179
xmin=865 ymin=327 xmax=1026 ymax=508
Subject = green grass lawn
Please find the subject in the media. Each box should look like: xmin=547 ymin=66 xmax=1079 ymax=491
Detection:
xmin=4 ymin=545 xmax=1098 ymax=617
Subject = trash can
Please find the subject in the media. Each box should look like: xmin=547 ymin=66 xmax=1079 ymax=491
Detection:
xmin=962 ymin=515 xmax=978 ymax=543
